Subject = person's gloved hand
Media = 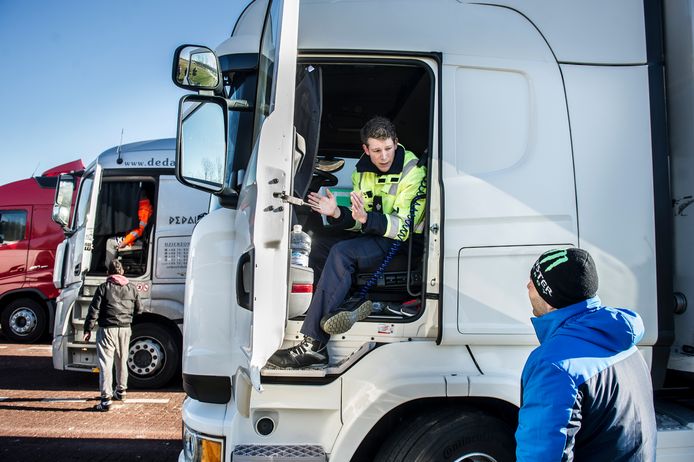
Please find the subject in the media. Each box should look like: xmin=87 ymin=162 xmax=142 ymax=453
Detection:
xmin=83 ymin=331 xmax=91 ymax=342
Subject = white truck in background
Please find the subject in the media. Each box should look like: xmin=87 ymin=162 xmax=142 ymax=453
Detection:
xmin=51 ymin=138 xmax=209 ymax=388
xmin=172 ymin=0 xmax=694 ymax=460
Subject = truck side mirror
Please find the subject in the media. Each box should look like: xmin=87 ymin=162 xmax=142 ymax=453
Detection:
xmin=52 ymin=174 xmax=75 ymax=229
xmin=176 ymin=94 xmax=228 ymax=194
xmin=172 ymin=45 xmax=223 ymax=93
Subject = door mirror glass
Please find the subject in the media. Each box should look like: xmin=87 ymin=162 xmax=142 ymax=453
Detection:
xmin=177 ymin=95 xmax=228 ymax=193
xmin=52 ymin=174 xmax=75 ymax=228
xmin=172 ymin=45 xmax=221 ymax=91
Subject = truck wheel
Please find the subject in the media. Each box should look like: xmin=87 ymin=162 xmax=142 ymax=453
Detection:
xmin=375 ymin=408 xmax=516 ymax=462
xmin=127 ymin=323 xmax=180 ymax=389
xmin=0 ymin=298 xmax=47 ymax=343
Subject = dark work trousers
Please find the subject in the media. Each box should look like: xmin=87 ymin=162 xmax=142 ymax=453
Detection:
xmin=308 ymin=229 xmax=355 ymax=284
xmin=301 ymin=234 xmax=395 ymax=344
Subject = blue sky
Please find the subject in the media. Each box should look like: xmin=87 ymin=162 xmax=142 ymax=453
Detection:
xmin=0 ymin=0 xmax=251 ymax=185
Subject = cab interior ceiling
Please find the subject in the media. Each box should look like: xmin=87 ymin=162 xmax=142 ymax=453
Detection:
xmin=304 ymin=62 xmax=432 ymax=159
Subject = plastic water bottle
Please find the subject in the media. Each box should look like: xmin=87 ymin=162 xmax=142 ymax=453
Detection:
xmin=290 ymin=225 xmax=311 ymax=267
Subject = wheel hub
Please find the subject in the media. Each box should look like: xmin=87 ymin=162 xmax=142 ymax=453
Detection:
xmin=128 ymin=338 xmax=165 ymax=377
xmin=10 ymin=308 xmax=37 ymax=335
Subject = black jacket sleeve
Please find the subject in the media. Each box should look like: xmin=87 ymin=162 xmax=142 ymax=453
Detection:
xmin=326 ymin=206 xmax=356 ymax=229
xmin=361 ymin=212 xmax=388 ymax=236
xmin=84 ymin=284 xmax=105 ymax=332
xmin=133 ymin=286 xmax=143 ymax=316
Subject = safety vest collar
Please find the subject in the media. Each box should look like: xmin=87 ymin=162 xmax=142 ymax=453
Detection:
xmin=355 ymin=144 xmax=406 ymax=175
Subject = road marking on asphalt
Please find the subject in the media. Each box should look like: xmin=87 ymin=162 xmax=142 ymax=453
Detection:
xmin=126 ymin=398 xmax=170 ymax=404
xmin=41 ymin=398 xmax=88 ymax=403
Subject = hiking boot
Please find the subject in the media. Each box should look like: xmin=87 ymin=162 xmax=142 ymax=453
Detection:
xmin=266 ymin=336 xmax=329 ymax=369
xmin=114 ymin=389 xmax=126 ymax=401
xmin=94 ymin=399 xmax=112 ymax=412
xmin=320 ymin=300 xmax=373 ymax=335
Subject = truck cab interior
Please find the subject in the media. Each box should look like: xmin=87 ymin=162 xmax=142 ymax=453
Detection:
xmin=91 ymin=179 xmax=156 ymax=277
xmin=289 ymin=59 xmax=433 ymax=323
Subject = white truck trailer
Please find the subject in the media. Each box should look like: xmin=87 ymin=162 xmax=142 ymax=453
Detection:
xmin=172 ymin=0 xmax=694 ymax=460
xmin=51 ymin=138 xmax=209 ymax=388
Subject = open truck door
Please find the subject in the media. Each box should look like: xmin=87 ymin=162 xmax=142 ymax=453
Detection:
xmin=238 ymin=0 xmax=300 ymax=389
xmin=176 ymin=0 xmax=300 ymax=391
xmin=51 ymin=163 xmax=102 ymax=365
xmin=53 ymin=163 xmax=102 ymax=289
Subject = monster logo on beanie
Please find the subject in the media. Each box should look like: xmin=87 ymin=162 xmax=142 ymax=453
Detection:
xmin=531 ymin=248 xmax=599 ymax=308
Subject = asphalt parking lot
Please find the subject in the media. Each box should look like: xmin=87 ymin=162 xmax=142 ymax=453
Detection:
xmin=0 ymin=333 xmax=185 ymax=462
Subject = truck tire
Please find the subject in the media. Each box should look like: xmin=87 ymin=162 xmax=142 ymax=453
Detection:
xmin=374 ymin=408 xmax=516 ymax=462
xmin=0 ymin=298 xmax=47 ymax=343
xmin=127 ymin=322 xmax=180 ymax=389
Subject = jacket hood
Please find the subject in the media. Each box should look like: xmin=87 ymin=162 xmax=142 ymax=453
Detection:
xmin=531 ymin=296 xmax=644 ymax=352
xmin=107 ymin=274 xmax=130 ymax=286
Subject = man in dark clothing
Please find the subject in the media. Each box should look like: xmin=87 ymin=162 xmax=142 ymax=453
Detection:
xmin=516 ymin=248 xmax=657 ymax=461
xmin=84 ymin=260 xmax=142 ymax=411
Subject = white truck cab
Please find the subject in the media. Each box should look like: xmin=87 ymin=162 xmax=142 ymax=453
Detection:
xmin=51 ymin=138 xmax=209 ymax=388
xmin=173 ymin=1 xmax=694 ymax=460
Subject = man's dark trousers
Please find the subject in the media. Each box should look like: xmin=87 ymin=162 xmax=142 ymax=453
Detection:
xmin=301 ymin=235 xmax=394 ymax=344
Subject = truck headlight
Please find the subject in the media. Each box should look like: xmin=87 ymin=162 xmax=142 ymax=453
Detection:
xmin=183 ymin=425 xmax=224 ymax=462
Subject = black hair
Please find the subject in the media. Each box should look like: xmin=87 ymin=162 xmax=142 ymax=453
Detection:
xmin=360 ymin=116 xmax=398 ymax=145
xmin=108 ymin=260 xmax=125 ymax=276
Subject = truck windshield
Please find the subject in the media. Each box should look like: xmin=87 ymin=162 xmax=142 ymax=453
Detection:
xmin=74 ymin=173 xmax=94 ymax=229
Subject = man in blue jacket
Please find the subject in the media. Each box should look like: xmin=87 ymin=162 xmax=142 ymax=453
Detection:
xmin=516 ymin=248 xmax=657 ymax=461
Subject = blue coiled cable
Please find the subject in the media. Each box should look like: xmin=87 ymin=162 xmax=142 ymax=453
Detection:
xmin=356 ymin=175 xmax=427 ymax=301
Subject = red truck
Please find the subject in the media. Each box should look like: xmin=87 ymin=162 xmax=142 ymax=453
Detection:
xmin=0 ymin=160 xmax=83 ymax=343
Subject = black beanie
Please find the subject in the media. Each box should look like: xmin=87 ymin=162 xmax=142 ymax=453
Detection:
xmin=530 ymin=248 xmax=598 ymax=308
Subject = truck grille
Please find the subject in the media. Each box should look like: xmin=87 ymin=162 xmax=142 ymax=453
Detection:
xmin=232 ymin=445 xmax=326 ymax=461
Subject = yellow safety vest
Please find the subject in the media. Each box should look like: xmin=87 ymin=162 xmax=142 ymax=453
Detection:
xmin=348 ymin=147 xmax=426 ymax=241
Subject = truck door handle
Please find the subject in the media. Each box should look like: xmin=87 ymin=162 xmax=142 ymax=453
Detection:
xmin=236 ymin=249 xmax=254 ymax=311
xmin=74 ymin=263 xmax=81 ymax=276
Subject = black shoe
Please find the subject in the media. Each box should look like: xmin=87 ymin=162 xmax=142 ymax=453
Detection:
xmin=320 ymin=300 xmax=373 ymax=335
xmin=114 ymin=389 xmax=126 ymax=401
xmin=94 ymin=399 xmax=112 ymax=412
xmin=267 ymin=336 xmax=329 ymax=369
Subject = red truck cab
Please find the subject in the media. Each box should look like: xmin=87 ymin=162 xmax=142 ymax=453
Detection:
xmin=0 ymin=160 xmax=83 ymax=342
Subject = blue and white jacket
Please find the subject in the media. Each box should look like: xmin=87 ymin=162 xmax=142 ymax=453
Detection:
xmin=515 ymin=297 xmax=657 ymax=461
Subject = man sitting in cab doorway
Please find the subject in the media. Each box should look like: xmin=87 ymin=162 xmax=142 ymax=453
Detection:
xmin=105 ymin=189 xmax=153 ymax=268
xmin=268 ymin=116 xmax=427 ymax=369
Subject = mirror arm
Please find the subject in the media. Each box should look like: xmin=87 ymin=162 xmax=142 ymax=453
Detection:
xmin=218 ymin=188 xmax=240 ymax=209
xmin=227 ymin=99 xmax=251 ymax=110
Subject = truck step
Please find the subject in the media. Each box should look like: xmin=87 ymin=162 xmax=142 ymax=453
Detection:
xmin=655 ymin=397 xmax=694 ymax=461
xmin=261 ymin=342 xmax=375 ymax=377
xmin=66 ymin=342 xmax=95 ymax=350
xmin=65 ymin=363 xmax=97 ymax=372
xmin=232 ymin=444 xmax=325 ymax=461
